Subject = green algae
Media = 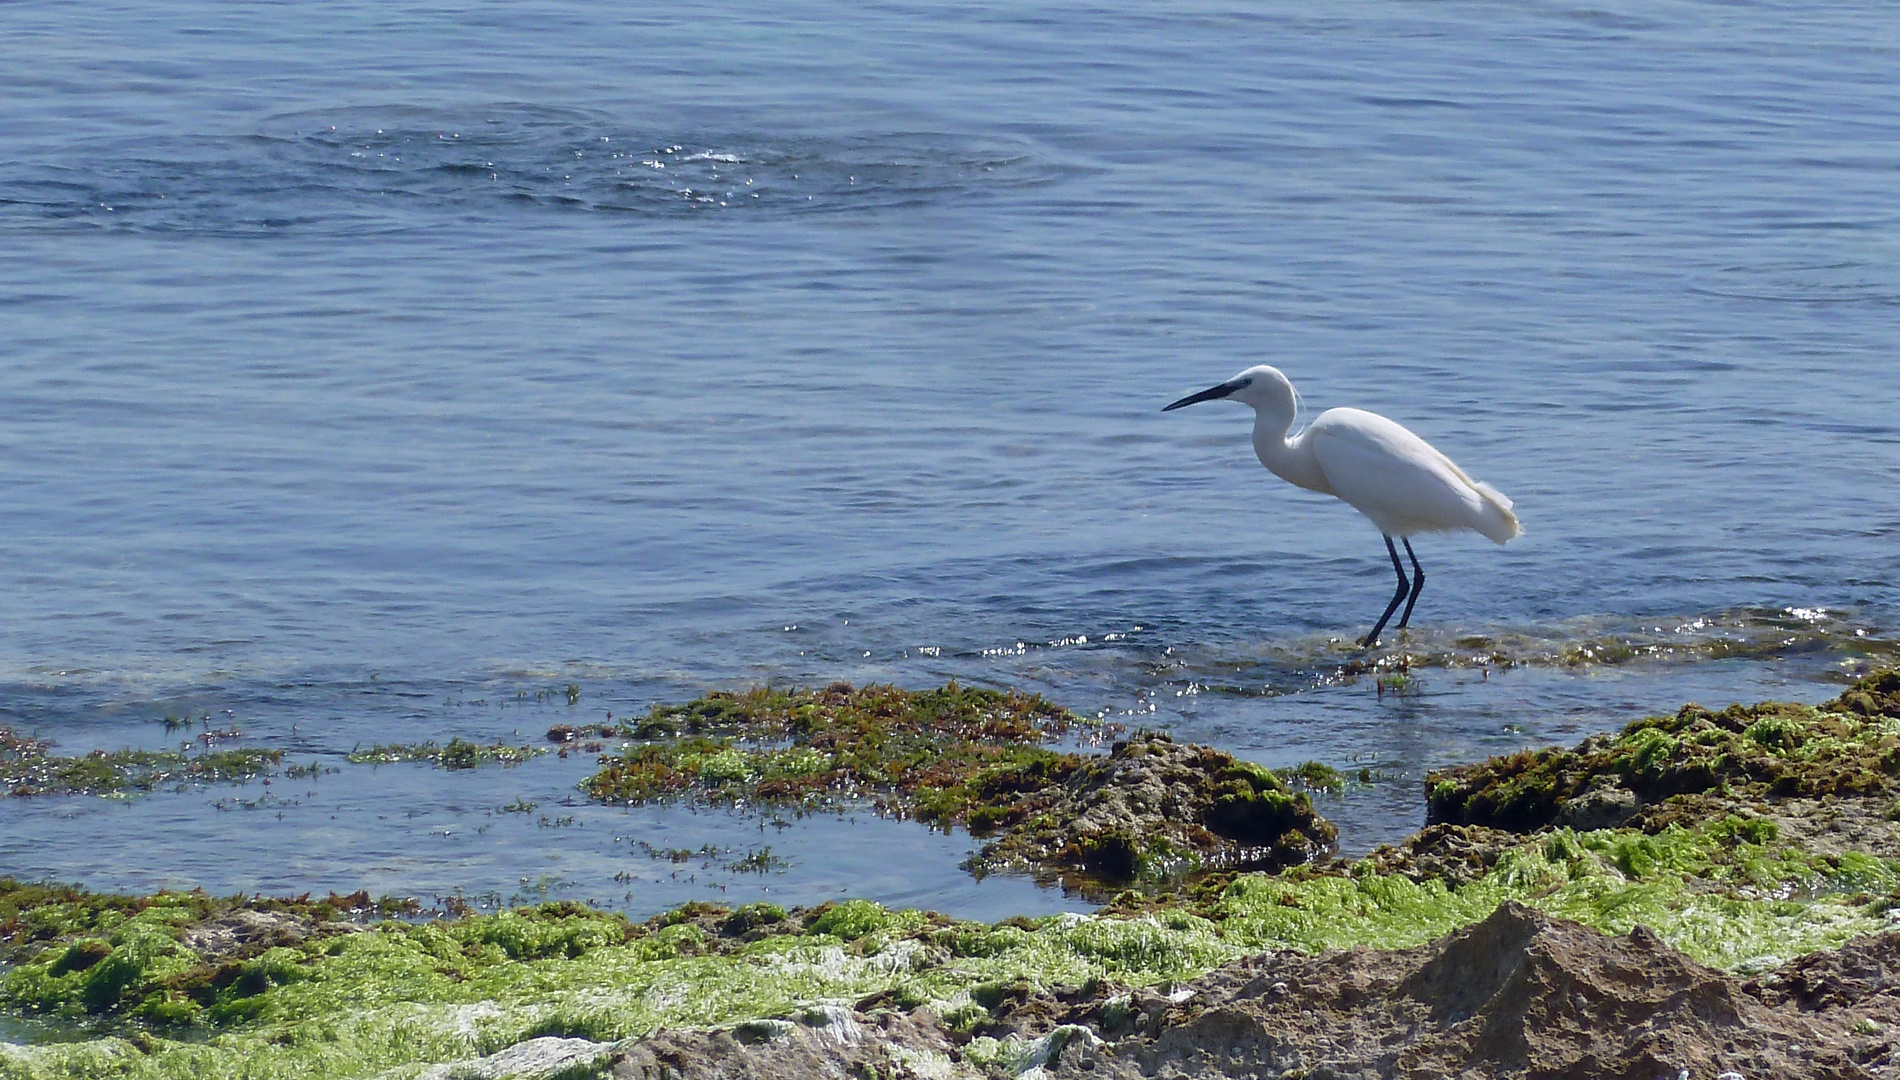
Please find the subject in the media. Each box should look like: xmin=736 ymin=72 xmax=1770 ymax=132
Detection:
xmin=587 ymin=682 xmax=1088 ymax=829
xmin=1 ymin=730 xmax=281 ymax=798
xmin=1208 ymin=819 xmax=1900 ymax=969
xmin=0 ymin=882 xmax=414 ymax=964
xmin=1836 ymin=668 xmax=1900 ymax=718
xmin=1428 ymin=669 xmax=1900 ymax=831
xmin=345 ymin=739 xmax=546 ymax=769
xmin=1205 ymin=760 xmax=1308 ymax=841
xmin=1274 ymin=760 xmax=1348 ymax=794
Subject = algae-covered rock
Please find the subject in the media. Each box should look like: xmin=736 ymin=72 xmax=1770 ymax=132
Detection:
xmin=1 ymin=728 xmax=283 ymax=797
xmin=1427 ymin=668 xmax=1900 ymax=832
xmin=969 ymin=735 xmax=1338 ymax=891
xmin=1354 ymin=822 xmax=1523 ymax=886
xmin=1834 ymin=668 xmax=1900 ymax=720
xmin=346 ymin=738 xmax=546 ymax=769
xmin=586 ymin=682 xmax=1084 ymax=823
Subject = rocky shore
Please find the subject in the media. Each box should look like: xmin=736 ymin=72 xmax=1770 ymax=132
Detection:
xmin=608 ymin=899 xmax=1900 ymax=1079
xmin=4 ymin=670 xmax=1900 ymax=1079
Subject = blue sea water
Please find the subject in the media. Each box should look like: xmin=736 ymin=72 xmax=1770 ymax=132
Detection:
xmin=1 ymin=0 xmax=1897 ymax=920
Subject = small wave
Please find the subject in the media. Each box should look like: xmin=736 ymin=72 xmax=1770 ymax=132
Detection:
xmin=1393 ymin=607 xmax=1895 ymax=675
xmin=0 ymin=105 xmax=1073 ymax=237
xmin=1079 ymin=607 xmax=1899 ymax=699
xmin=1687 ymin=261 xmax=1900 ymax=306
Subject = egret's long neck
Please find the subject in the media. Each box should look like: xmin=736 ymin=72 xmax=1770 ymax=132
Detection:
xmin=1252 ymin=412 xmax=1333 ymax=494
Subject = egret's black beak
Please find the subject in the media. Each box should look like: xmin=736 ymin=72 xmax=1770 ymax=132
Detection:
xmin=1163 ymin=380 xmax=1239 ymax=412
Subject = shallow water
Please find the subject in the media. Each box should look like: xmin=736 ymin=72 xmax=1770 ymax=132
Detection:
xmin=2 ymin=0 xmax=1898 ymax=922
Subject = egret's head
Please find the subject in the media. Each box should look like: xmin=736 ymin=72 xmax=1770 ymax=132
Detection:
xmin=1162 ymin=365 xmax=1297 ymax=419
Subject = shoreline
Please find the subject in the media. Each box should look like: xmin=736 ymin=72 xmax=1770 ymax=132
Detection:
xmin=2 ymin=670 xmax=1898 ymax=1078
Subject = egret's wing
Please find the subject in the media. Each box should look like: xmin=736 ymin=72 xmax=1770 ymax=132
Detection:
xmin=1308 ymin=408 xmax=1511 ymax=539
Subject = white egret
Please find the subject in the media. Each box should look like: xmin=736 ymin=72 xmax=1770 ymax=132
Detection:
xmin=1164 ymin=365 xmax=1520 ymax=647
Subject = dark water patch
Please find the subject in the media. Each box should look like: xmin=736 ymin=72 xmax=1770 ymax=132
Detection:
xmin=0 ymin=106 xmax=1072 ymax=237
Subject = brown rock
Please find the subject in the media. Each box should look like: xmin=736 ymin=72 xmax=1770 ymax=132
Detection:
xmin=182 ymin=909 xmax=313 ymax=963
xmin=608 ymin=1006 xmax=971 ymax=1079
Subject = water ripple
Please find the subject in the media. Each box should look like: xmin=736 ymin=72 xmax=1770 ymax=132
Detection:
xmin=0 ymin=105 xmax=1075 ymax=235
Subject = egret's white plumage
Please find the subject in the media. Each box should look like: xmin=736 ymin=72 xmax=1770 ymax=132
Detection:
xmin=1165 ymin=364 xmax=1520 ymax=646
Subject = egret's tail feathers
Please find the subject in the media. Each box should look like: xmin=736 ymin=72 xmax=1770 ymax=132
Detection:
xmin=1472 ymin=481 xmax=1522 ymax=544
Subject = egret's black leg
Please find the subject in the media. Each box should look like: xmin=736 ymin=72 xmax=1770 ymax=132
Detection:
xmin=1359 ymin=535 xmax=1410 ymax=648
xmin=1395 ymin=539 xmax=1426 ymax=632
